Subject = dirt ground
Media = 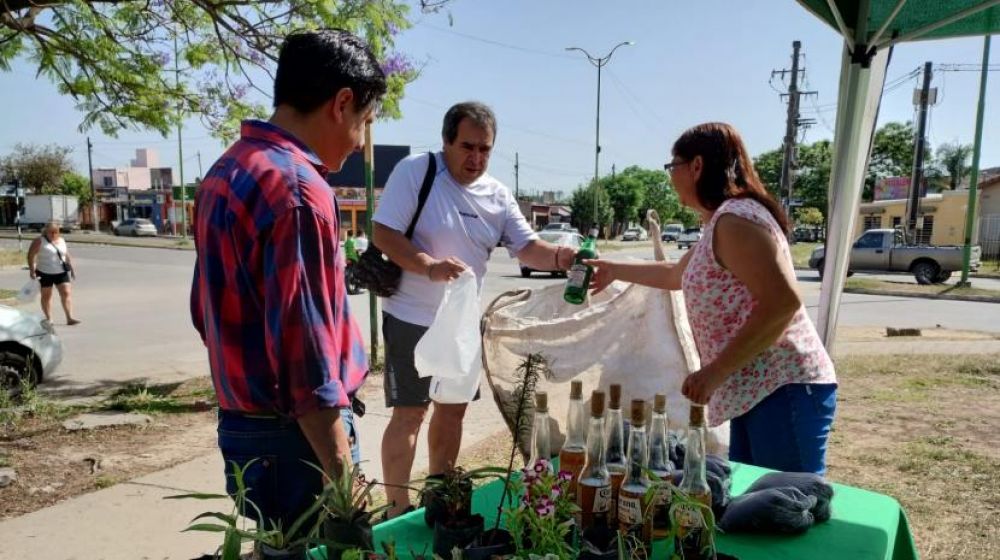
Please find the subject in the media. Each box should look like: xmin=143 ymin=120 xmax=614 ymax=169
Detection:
xmin=2 ymin=352 xmax=998 ymax=560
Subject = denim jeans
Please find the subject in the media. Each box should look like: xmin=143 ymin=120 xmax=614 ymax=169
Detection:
xmin=728 ymin=383 xmax=837 ymax=475
xmin=217 ymin=408 xmax=360 ymax=531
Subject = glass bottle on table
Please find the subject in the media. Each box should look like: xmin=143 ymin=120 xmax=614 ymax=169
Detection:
xmin=528 ymin=391 xmax=552 ymax=472
xmin=605 ymin=383 xmax=627 ymax=524
xmin=577 ymin=390 xmax=612 ymax=531
xmin=674 ymin=404 xmax=715 ymax=560
xmin=618 ymin=399 xmax=653 ymax=558
xmin=564 ymin=235 xmax=598 ymax=305
xmin=648 ymin=393 xmax=676 ymax=539
xmin=558 ymin=380 xmax=587 ymax=498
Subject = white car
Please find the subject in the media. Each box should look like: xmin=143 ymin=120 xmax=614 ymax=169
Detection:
xmin=677 ymin=228 xmax=703 ymax=250
xmin=520 ymin=231 xmax=585 ymax=278
xmin=114 ymin=218 xmax=158 ymax=237
xmin=0 ymin=306 xmax=63 ymax=398
xmin=621 ymin=227 xmax=649 ymax=242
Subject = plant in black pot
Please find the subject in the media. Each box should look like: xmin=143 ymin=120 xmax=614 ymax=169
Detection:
xmin=422 ymin=466 xmax=506 ymax=558
xmin=165 ymin=459 xmax=324 ymax=560
xmin=312 ymin=462 xmax=390 ymax=560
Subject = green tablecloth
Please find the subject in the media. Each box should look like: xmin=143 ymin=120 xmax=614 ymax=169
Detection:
xmin=311 ymin=462 xmax=919 ymax=559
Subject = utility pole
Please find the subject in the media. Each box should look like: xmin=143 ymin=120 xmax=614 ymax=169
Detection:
xmin=905 ymin=62 xmax=935 ymax=245
xmin=612 ymin=164 xmax=616 ymax=178
xmin=514 ymin=152 xmax=519 ymax=199
xmin=959 ymin=37 xmax=991 ymax=287
xmin=87 ymin=137 xmax=98 ymax=232
xmin=196 ymin=151 xmax=203 ymax=181
xmin=772 ymin=41 xmax=817 ymax=231
xmin=174 ymin=32 xmax=188 ymax=240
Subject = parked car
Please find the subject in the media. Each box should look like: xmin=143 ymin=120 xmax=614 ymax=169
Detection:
xmin=114 ymin=218 xmax=158 ymax=237
xmin=0 ymin=306 xmax=63 ymax=398
xmin=794 ymin=226 xmax=824 ymax=243
xmin=661 ymin=223 xmax=684 ymax=242
xmin=520 ymin=231 xmax=585 ymax=278
xmin=809 ymin=228 xmax=982 ymax=284
xmin=621 ymin=227 xmax=648 ymax=242
xmin=677 ymin=228 xmax=703 ymax=249
xmin=541 ymin=222 xmax=578 ymax=233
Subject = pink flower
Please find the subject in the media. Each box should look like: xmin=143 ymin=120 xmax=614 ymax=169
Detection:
xmin=533 ymin=459 xmax=550 ymax=473
xmin=551 ymin=487 xmax=562 ymax=499
xmin=557 ymin=470 xmax=573 ymax=482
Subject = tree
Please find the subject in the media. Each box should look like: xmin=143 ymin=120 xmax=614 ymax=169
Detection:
xmin=935 ymin=142 xmax=974 ymax=190
xmin=796 ymin=206 xmax=824 ymax=227
xmin=60 ymin=172 xmax=93 ymax=205
xmin=753 ymin=148 xmax=784 ymax=201
xmin=0 ymin=144 xmax=75 ymax=193
xmin=569 ymin=182 xmax=612 ymax=234
xmin=1 ymin=0 xmax=425 ymax=140
xmin=866 ymin=121 xmax=931 ymax=200
xmin=794 ymin=140 xmax=833 ymax=214
xmin=603 ymin=174 xmax=645 ymax=234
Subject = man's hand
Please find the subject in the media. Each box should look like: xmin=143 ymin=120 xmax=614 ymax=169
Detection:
xmin=428 ymin=257 xmax=468 ymax=282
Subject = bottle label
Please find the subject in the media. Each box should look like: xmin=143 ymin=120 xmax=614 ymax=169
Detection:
xmin=566 ymin=263 xmax=588 ymax=289
xmin=618 ymin=494 xmax=643 ymax=524
xmin=592 ymin=485 xmax=611 ymax=512
xmin=675 ymin=504 xmax=705 ymax=532
xmin=654 ymin=484 xmax=672 ymax=506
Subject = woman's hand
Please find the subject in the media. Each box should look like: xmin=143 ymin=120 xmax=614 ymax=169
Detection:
xmin=682 ymin=367 xmax=729 ymax=405
xmin=29 ymin=268 xmax=36 ymax=280
xmin=583 ymin=259 xmax=617 ymax=294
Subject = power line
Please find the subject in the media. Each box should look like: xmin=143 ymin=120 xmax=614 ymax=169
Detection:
xmin=421 ymin=23 xmax=575 ymax=59
xmin=606 ymin=69 xmax=671 ymax=129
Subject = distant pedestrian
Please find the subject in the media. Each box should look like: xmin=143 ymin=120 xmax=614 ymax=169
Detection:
xmin=354 ymin=228 xmax=369 ymax=253
xmin=27 ymin=222 xmax=80 ymax=326
xmin=344 ymin=229 xmax=359 ymax=264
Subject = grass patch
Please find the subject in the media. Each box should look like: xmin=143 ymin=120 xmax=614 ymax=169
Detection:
xmin=0 ymin=289 xmax=17 ymax=300
xmin=845 ymin=277 xmax=1000 ymax=300
xmin=0 ymin=249 xmax=25 ymax=269
xmin=103 ymin=381 xmax=216 ymax=414
xmin=790 ymin=242 xmax=820 ymax=268
xmin=94 ymin=476 xmax=117 ymax=490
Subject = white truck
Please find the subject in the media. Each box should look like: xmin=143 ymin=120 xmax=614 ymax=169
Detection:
xmin=18 ymin=195 xmax=80 ymax=231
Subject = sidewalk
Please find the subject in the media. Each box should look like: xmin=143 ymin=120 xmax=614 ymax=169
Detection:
xmin=0 ymin=230 xmax=193 ymax=251
xmin=0 ymin=375 xmax=506 ymax=560
xmin=3 ymin=338 xmax=998 ymax=559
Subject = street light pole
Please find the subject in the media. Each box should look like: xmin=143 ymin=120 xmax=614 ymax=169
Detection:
xmin=566 ymin=41 xmax=633 ymax=237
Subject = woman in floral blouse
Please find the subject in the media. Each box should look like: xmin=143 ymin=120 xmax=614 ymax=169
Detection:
xmin=586 ymin=122 xmax=837 ymax=474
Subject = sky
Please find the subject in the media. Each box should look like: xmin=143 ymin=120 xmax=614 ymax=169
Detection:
xmin=1 ymin=0 xmax=998 ymax=198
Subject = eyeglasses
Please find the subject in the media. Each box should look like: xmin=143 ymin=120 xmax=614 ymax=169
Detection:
xmin=663 ymin=160 xmax=689 ymax=172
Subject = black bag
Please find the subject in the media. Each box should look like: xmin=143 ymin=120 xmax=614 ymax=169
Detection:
xmin=744 ymin=471 xmax=834 ymax=522
xmin=352 ymin=153 xmax=436 ymax=297
xmin=718 ymin=486 xmax=817 ymax=535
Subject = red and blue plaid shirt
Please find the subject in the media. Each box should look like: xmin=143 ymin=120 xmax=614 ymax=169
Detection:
xmin=190 ymin=120 xmax=368 ymax=418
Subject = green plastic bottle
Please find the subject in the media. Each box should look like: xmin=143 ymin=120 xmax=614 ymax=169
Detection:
xmin=564 ymin=236 xmax=597 ymax=305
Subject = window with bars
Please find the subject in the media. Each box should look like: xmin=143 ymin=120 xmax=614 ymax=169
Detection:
xmin=892 ymin=216 xmax=902 ymax=229
xmin=917 ymin=215 xmax=934 ymax=245
xmin=863 ymin=215 xmax=882 ymax=231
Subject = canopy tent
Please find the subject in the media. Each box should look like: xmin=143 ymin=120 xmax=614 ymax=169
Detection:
xmin=794 ymin=0 xmax=1000 ymax=349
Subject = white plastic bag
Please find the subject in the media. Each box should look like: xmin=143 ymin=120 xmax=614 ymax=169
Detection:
xmin=17 ymin=279 xmax=40 ymax=304
xmin=414 ymin=270 xmax=483 ymax=403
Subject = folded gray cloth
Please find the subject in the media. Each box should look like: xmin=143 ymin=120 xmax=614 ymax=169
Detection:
xmin=718 ymin=487 xmax=817 ymax=534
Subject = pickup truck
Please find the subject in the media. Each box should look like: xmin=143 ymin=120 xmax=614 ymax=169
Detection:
xmin=808 ymin=229 xmax=981 ymax=285
xmin=677 ymin=227 xmax=703 ymax=250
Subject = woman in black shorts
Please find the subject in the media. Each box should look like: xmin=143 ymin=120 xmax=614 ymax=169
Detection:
xmin=27 ymin=222 xmax=80 ymax=325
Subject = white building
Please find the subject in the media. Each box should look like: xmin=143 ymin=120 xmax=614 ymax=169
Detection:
xmin=92 ymin=148 xmax=173 ymax=191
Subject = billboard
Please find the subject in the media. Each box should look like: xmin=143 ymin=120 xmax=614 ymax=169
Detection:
xmin=874 ymin=176 xmax=926 ymax=201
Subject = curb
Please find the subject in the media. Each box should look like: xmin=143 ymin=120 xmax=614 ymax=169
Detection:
xmin=0 ymin=232 xmax=193 ymax=251
xmin=844 ymin=287 xmax=1000 ymax=304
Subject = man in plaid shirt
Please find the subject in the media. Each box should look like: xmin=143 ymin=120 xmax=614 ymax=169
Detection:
xmin=190 ymin=30 xmax=384 ymax=531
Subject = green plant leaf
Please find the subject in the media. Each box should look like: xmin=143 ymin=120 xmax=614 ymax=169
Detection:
xmin=182 ymin=523 xmax=230 ymax=533
xmin=164 ymin=492 xmax=229 ymax=500
xmin=191 ymin=511 xmax=238 ymax=526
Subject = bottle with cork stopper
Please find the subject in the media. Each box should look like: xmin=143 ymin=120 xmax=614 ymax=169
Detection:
xmin=618 ymin=399 xmax=653 ymax=558
xmin=674 ymin=403 xmax=714 ymax=560
xmin=528 ymin=391 xmax=552 ymax=471
xmin=559 ymin=380 xmax=587 ymax=498
xmin=648 ymin=393 xmax=675 ymax=539
xmin=576 ymin=390 xmax=612 ymax=532
xmin=604 ymin=384 xmax=627 ymax=524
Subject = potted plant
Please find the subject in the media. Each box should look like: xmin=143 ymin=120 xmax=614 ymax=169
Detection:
xmin=422 ymin=466 xmax=506 ymax=558
xmin=668 ymin=487 xmax=719 ymax=560
xmin=502 ymin=458 xmax=579 ymax=560
xmin=166 ymin=459 xmax=325 ymax=560
xmin=312 ymin=462 xmax=391 ymax=560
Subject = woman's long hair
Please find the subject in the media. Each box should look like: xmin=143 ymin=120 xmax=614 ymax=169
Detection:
xmin=672 ymin=122 xmax=791 ymax=233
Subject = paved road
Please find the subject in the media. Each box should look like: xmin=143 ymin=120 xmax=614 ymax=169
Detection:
xmin=0 ymin=241 xmax=996 ymax=395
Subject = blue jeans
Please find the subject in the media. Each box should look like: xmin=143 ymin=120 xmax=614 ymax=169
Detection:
xmin=217 ymin=408 xmax=360 ymax=531
xmin=728 ymin=383 xmax=837 ymax=475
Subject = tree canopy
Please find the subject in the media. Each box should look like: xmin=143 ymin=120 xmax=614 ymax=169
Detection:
xmin=1 ymin=0 xmax=428 ymax=141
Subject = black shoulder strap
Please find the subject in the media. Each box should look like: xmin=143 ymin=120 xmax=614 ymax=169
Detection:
xmin=44 ymin=235 xmax=67 ymax=265
xmin=404 ymin=153 xmax=436 ymax=240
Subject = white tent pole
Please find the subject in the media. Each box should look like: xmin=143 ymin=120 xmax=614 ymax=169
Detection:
xmin=817 ymin=45 xmax=890 ymax=350
xmin=824 ymin=0 xmax=855 ymax=43
xmin=879 ymin=0 xmax=1000 ymax=47
xmin=869 ymin=0 xmax=909 ymax=46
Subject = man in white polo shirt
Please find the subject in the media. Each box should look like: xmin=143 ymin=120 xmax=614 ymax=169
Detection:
xmin=374 ymin=101 xmax=577 ymax=517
